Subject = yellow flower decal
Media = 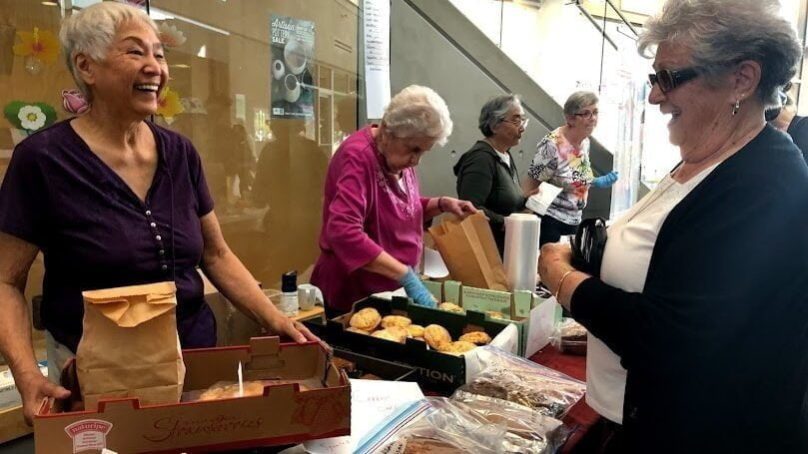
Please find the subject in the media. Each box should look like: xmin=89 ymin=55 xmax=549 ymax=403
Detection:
xmin=156 ymin=87 xmax=184 ymax=120
xmin=13 ymin=27 xmax=59 ymax=63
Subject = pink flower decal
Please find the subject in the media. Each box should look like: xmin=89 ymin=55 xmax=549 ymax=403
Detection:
xmin=62 ymin=89 xmax=89 ymax=115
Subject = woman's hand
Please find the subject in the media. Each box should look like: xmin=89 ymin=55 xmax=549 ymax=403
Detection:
xmin=264 ymin=312 xmax=329 ymax=349
xmin=17 ymin=368 xmax=70 ymax=425
xmin=439 ymin=197 xmax=478 ymax=219
xmin=591 ymin=171 xmax=619 ymax=188
xmin=539 ymin=242 xmax=591 ymax=309
xmin=538 ymin=242 xmax=574 ymax=293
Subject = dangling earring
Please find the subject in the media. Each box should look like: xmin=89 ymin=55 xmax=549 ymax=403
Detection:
xmin=732 ymin=99 xmax=740 ymax=116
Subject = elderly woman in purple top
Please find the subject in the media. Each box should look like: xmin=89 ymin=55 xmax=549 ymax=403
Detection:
xmin=311 ymin=85 xmax=477 ymax=315
xmin=0 ymin=2 xmax=320 ymax=424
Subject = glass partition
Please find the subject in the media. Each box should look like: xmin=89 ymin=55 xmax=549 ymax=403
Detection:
xmin=147 ymin=0 xmax=361 ymax=288
xmin=0 ymin=0 xmax=363 ymax=295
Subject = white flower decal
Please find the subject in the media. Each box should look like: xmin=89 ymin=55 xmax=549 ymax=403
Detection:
xmin=18 ymin=105 xmax=46 ymax=131
xmin=159 ymin=23 xmax=186 ymax=47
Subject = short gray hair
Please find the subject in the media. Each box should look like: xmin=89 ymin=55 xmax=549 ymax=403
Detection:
xmin=382 ymin=85 xmax=453 ymax=147
xmin=478 ymin=94 xmax=522 ymax=137
xmin=60 ymin=2 xmax=159 ymax=100
xmin=638 ymin=0 xmax=802 ymax=107
xmin=563 ymin=91 xmax=599 ymax=117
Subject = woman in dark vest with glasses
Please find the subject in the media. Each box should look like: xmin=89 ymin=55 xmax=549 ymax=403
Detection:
xmin=454 ymin=94 xmax=534 ymax=256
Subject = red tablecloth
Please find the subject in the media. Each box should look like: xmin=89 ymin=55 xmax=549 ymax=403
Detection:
xmin=529 ymin=346 xmax=600 ymax=453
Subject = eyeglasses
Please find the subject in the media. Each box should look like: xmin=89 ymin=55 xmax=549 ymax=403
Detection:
xmin=648 ymin=67 xmax=700 ymax=93
xmin=573 ymin=109 xmax=599 ymax=119
xmin=502 ymin=116 xmax=529 ymax=128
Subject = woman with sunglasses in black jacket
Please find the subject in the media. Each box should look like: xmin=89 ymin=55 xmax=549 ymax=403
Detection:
xmin=539 ymin=1 xmax=808 ymax=452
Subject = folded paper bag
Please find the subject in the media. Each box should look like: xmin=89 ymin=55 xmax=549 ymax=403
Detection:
xmin=76 ymin=282 xmax=186 ymax=410
xmin=429 ymin=212 xmax=509 ymax=291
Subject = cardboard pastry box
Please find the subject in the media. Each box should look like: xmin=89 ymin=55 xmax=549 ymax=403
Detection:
xmin=321 ymin=297 xmax=510 ymax=393
xmin=34 ymin=337 xmax=350 ymax=453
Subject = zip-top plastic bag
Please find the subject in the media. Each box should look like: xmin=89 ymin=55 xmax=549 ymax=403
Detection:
xmin=454 ymin=345 xmax=586 ymax=418
xmin=356 ymin=396 xmax=567 ymax=454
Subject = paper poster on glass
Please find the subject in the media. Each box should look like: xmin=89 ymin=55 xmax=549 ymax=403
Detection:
xmin=270 ymin=15 xmax=315 ymax=119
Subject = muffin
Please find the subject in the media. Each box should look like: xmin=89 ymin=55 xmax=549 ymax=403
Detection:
xmin=372 ymin=329 xmax=406 ymax=343
xmin=349 ymin=307 xmax=381 ymax=331
xmin=439 ymin=302 xmax=464 ymax=313
xmin=381 ymin=315 xmax=412 ymax=329
xmin=459 ymin=331 xmax=492 ymax=346
xmin=424 ymin=324 xmax=452 ymax=349
xmin=439 ymin=340 xmax=477 ymax=356
xmin=406 ymin=324 xmax=425 ymax=338
xmin=346 ymin=326 xmax=371 ymax=335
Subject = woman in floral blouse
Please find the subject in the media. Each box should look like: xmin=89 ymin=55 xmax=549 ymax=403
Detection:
xmin=526 ymin=91 xmax=618 ymax=245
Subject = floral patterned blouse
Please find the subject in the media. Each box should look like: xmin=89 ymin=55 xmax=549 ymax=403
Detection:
xmin=528 ymin=127 xmax=594 ymax=225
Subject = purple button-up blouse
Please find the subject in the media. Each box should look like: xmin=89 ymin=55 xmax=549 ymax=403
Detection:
xmin=311 ymin=126 xmax=430 ymax=312
xmin=0 ymin=120 xmax=216 ymax=353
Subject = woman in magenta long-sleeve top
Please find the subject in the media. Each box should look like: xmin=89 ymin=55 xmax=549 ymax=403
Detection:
xmin=311 ymin=85 xmax=477 ymax=315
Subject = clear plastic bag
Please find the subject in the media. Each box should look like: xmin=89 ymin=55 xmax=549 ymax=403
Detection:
xmin=356 ymin=398 xmax=504 ymax=453
xmin=549 ymin=317 xmax=588 ymax=355
xmin=356 ymin=396 xmax=566 ymax=454
xmin=450 ymin=394 xmax=569 ymax=453
xmin=456 ymin=345 xmax=586 ymax=418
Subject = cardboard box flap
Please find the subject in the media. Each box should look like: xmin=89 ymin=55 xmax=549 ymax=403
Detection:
xmin=81 ymin=282 xmax=177 ymax=328
xmin=246 ymin=336 xmax=284 ymax=372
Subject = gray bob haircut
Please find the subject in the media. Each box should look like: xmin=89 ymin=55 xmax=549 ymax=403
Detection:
xmin=382 ymin=85 xmax=453 ymax=147
xmin=563 ymin=91 xmax=599 ymax=117
xmin=478 ymin=94 xmax=522 ymax=137
xmin=638 ymin=0 xmax=802 ymax=107
xmin=60 ymin=2 xmax=159 ymax=100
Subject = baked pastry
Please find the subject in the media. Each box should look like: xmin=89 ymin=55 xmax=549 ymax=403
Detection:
xmin=486 ymin=311 xmax=507 ymax=319
xmin=406 ymin=324 xmax=425 ymax=338
xmin=401 ymin=436 xmax=466 ymax=453
xmin=372 ymin=328 xmax=406 ymax=343
xmin=385 ymin=326 xmax=408 ymax=342
xmin=346 ymin=326 xmax=371 ymax=335
xmin=199 ymin=381 xmax=265 ymax=401
xmin=459 ymin=331 xmax=492 ymax=346
xmin=349 ymin=307 xmax=381 ymax=331
xmin=381 ymin=315 xmax=412 ymax=329
xmin=439 ymin=340 xmax=476 ymax=355
xmin=439 ymin=302 xmax=464 ymax=313
xmin=560 ymin=319 xmax=587 ymax=340
xmin=424 ymin=324 xmax=452 ymax=349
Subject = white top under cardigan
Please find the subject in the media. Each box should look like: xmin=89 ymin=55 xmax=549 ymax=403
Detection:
xmin=586 ymin=162 xmax=719 ymax=423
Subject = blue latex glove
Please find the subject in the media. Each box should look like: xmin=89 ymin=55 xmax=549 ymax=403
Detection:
xmin=399 ymin=268 xmax=437 ymax=308
xmin=591 ymin=171 xmax=619 ymax=188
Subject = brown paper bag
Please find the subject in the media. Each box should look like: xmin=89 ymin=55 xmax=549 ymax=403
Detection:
xmin=428 ymin=212 xmax=509 ymax=291
xmin=77 ymin=282 xmax=186 ymax=410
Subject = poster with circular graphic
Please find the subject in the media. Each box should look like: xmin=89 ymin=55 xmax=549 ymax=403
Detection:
xmin=270 ymin=15 xmax=315 ymax=119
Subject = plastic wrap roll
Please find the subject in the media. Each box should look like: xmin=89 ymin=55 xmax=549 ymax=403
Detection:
xmin=503 ymin=213 xmax=541 ymax=291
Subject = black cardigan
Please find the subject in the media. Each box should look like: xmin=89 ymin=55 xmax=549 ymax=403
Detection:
xmin=571 ymin=125 xmax=808 ymax=453
xmin=454 ymin=140 xmax=526 ymax=255
xmin=787 ymin=115 xmax=808 ymax=162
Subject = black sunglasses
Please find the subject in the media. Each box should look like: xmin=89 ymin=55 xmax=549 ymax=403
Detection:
xmin=648 ymin=67 xmax=699 ymax=93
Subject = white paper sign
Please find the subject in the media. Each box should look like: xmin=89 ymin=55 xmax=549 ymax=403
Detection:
xmin=526 ymin=183 xmax=564 ymax=216
xmin=423 ymin=247 xmax=449 ymax=278
xmin=363 ymin=0 xmax=391 ymax=119
xmin=525 ymin=297 xmax=559 ymax=357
